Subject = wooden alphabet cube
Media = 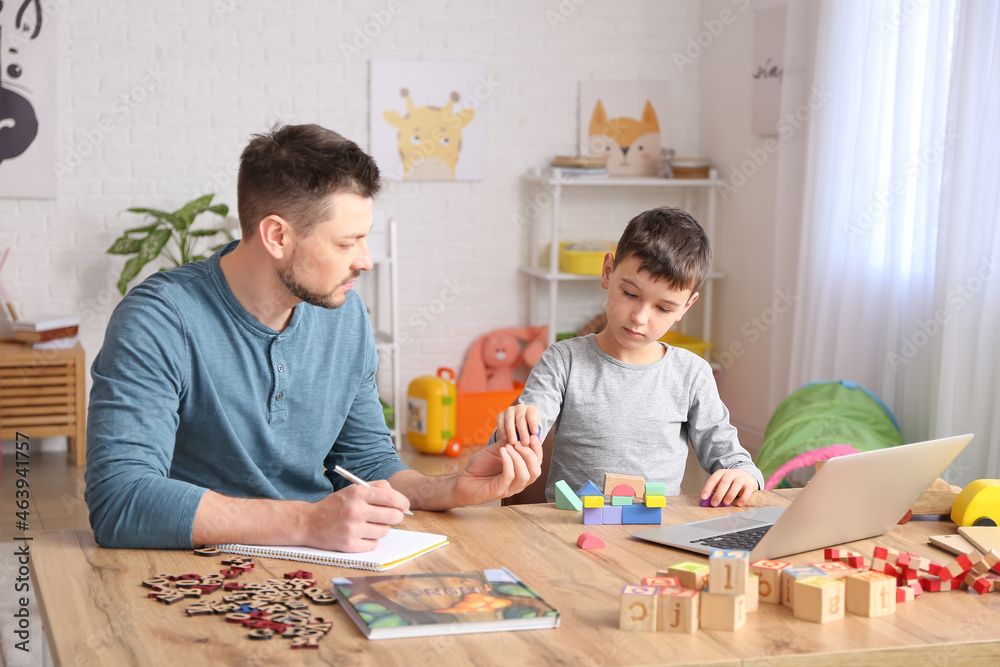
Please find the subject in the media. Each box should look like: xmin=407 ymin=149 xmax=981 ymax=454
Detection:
xmin=604 ymin=473 xmax=645 ymax=498
xmin=700 ymin=591 xmax=747 ymax=631
xmin=619 ymin=585 xmax=659 ymax=631
xmin=746 ymin=573 xmax=759 ymax=613
xmin=809 ymin=560 xmax=857 ymax=580
xmin=668 ymin=561 xmax=711 ymax=590
xmin=846 ymin=571 xmax=897 ymax=617
xmin=642 ymin=576 xmax=680 ymax=588
xmin=657 ymin=587 xmax=700 ymax=633
xmin=781 ymin=566 xmax=826 ymax=609
xmin=709 ymin=550 xmax=750 ymax=595
xmin=750 ymin=559 xmax=790 ymax=604
xmin=793 ymin=577 xmax=845 ymax=623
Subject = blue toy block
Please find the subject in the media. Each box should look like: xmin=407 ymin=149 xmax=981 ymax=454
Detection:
xmin=583 ymin=507 xmax=603 ymax=525
xmin=554 ymin=480 xmax=583 ymax=511
xmin=576 ymin=480 xmax=604 ymax=497
xmin=622 ymin=504 xmax=662 ymax=525
xmin=602 ymin=505 xmax=623 ymax=525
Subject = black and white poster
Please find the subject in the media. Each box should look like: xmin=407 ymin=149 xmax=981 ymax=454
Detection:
xmin=0 ymin=0 xmax=56 ymax=199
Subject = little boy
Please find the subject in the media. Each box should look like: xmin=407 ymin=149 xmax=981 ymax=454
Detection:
xmin=496 ymin=207 xmax=764 ymax=506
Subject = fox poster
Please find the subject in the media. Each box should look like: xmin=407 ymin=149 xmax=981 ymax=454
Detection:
xmin=578 ymin=82 xmax=675 ymax=177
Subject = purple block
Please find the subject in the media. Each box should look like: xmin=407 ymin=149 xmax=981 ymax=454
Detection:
xmin=602 ymin=505 xmax=623 ymax=525
xmin=582 ymin=507 xmax=603 ymax=525
xmin=622 ymin=504 xmax=661 ymax=525
xmin=700 ymin=497 xmax=731 ymax=507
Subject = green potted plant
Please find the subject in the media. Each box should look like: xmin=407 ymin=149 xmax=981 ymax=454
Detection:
xmin=107 ymin=194 xmax=233 ymax=295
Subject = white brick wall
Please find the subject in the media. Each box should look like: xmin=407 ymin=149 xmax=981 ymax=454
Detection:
xmin=0 ymin=0 xmax=702 ymax=448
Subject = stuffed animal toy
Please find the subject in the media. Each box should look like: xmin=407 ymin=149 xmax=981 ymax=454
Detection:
xmin=457 ymin=326 xmax=549 ymax=393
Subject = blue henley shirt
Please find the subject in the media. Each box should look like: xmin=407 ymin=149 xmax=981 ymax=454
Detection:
xmin=85 ymin=241 xmax=408 ymax=548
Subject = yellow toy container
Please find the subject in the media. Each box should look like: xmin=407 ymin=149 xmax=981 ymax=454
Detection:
xmin=406 ymin=368 xmax=463 ymax=457
xmin=951 ymin=479 xmax=1000 ymax=527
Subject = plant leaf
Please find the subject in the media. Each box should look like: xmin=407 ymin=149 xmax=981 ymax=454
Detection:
xmin=173 ymin=194 xmax=216 ymax=229
xmin=188 ymin=228 xmax=228 ymax=237
xmin=127 ymin=207 xmax=185 ymax=231
xmin=139 ymin=228 xmax=173 ymax=262
xmin=207 ymin=204 xmax=229 ymax=217
xmin=107 ymin=236 xmax=144 ymax=255
xmin=122 ymin=222 xmax=161 ymax=236
xmin=117 ymin=256 xmax=146 ymax=295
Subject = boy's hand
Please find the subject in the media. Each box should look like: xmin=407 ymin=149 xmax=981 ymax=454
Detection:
xmin=496 ymin=404 xmax=542 ymax=447
xmin=700 ymin=469 xmax=759 ymax=507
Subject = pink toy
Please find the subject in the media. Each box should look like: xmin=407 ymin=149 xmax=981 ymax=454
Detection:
xmin=457 ymin=326 xmax=549 ymax=393
xmin=577 ymin=532 xmax=606 ymax=550
xmin=764 ymin=444 xmax=861 ymax=490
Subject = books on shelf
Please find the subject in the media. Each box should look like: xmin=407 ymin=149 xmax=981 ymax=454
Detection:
xmin=550 ymin=155 xmax=609 ymax=178
xmin=12 ymin=315 xmax=81 ymax=332
xmin=331 ymin=567 xmax=560 ymax=640
xmin=12 ymin=314 xmax=81 ymax=348
xmin=210 ymin=528 xmax=448 ymax=572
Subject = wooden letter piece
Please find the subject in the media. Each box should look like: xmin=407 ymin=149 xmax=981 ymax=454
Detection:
xmin=619 ymin=585 xmax=658 ymax=632
xmin=750 ymin=559 xmax=790 ymax=604
xmin=700 ymin=591 xmax=747 ymax=631
xmin=709 ymin=550 xmax=749 ymax=595
xmin=793 ymin=577 xmax=845 ymax=624
xmin=657 ymin=587 xmax=700 ymax=633
xmin=667 ymin=561 xmax=711 ymax=591
xmin=845 ymin=571 xmax=897 ymax=617
xmin=780 ymin=566 xmax=826 ymax=609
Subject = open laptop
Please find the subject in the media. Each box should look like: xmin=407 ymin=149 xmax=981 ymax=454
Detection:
xmin=632 ymin=434 xmax=972 ymax=560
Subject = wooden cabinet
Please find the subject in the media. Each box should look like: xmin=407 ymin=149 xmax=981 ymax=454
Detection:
xmin=0 ymin=339 xmax=86 ymax=465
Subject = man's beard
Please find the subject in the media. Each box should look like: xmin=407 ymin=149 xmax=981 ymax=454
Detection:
xmin=278 ymin=260 xmax=359 ymax=310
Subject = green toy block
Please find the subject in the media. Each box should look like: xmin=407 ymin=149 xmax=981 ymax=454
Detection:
xmin=611 ymin=495 xmax=633 ymax=506
xmin=555 ymin=480 xmax=583 ymax=511
xmin=645 ymin=482 xmax=666 ymax=495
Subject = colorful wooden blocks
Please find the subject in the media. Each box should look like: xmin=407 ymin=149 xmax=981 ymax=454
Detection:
xmin=809 ymin=560 xmax=858 ymax=579
xmin=621 ymin=504 xmax=661 ymax=524
xmin=750 ymin=559 xmax=790 ymax=604
xmin=793 ymin=577 xmax=845 ymax=623
xmin=554 ymin=480 xmax=583 ymax=511
xmin=604 ymin=473 xmax=645 ymax=498
xmin=602 ymin=505 xmax=623 ymax=525
xmin=577 ymin=532 xmax=605 ymax=550
xmin=611 ymin=484 xmax=636 ymax=506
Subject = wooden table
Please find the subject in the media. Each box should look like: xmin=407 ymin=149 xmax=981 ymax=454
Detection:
xmin=30 ymin=491 xmax=1000 ymax=665
xmin=0 ymin=339 xmax=86 ymax=466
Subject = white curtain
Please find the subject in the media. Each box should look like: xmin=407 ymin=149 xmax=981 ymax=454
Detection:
xmin=771 ymin=0 xmax=1000 ymax=486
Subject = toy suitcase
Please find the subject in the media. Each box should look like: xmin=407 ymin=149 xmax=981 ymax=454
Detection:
xmin=406 ymin=368 xmax=463 ymax=456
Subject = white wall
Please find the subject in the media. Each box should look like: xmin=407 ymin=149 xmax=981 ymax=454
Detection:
xmin=699 ymin=0 xmax=787 ymax=454
xmin=0 ymin=0 xmax=711 ymax=449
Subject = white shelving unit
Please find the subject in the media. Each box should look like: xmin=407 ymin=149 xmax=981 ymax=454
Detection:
xmin=520 ymin=169 xmax=723 ymax=350
xmin=364 ymin=215 xmax=402 ymax=449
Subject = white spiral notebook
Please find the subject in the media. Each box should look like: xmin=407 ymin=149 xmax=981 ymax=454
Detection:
xmin=211 ymin=528 xmax=449 ymax=572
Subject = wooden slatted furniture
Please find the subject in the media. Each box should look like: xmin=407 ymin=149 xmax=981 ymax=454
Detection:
xmin=0 ymin=338 xmax=86 ymax=465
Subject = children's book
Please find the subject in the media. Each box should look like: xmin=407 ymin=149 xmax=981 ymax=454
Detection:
xmin=211 ymin=528 xmax=448 ymax=572
xmin=331 ymin=567 xmax=560 ymax=639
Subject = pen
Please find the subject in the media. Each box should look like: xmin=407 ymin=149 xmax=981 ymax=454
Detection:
xmin=333 ymin=465 xmax=414 ymax=516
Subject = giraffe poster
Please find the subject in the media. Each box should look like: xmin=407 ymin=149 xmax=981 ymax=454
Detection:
xmin=578 ymin=82 xmax=675 ymax=177
xmin=0 ymin=0 xmax=57 ymax=199
xmin=371 ymin=60 xmax=488 ymax=181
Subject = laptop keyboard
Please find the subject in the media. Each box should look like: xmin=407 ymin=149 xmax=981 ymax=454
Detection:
xmin=692 ymin=525 xmax=771 ymax=550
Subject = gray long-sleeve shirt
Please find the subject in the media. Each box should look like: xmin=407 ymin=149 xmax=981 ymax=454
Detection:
xmin=516 ymin=334 xmax=763 ymax=501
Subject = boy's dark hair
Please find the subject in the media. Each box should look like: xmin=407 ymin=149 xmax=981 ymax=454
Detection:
xmin=237 ymin=124 xmax=381 ymax=238
xmin=614 ymin=206 xmax=713 ymax=292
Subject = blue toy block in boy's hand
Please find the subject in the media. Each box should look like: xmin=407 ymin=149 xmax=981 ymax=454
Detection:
xmin=576 ymin=480 xmax=604 ymax=497
xmin=621 ymin=504 xmax=661 ymax=525
xmin=555 ymin=480 xmax=583 ymax=511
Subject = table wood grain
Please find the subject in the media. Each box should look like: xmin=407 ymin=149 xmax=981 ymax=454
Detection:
xmin=30 ymin=493 xmax=1000 ymax=666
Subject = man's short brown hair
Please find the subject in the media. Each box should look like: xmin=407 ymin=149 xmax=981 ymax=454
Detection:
xmin=236 ymin=124 xmax=381 ymax=238
xmin=614 ymin=206 xmax=713 ymax=292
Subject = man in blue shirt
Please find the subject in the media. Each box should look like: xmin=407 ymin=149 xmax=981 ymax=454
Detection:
xmin=85 ymin=125 xmax=543 ymax=550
